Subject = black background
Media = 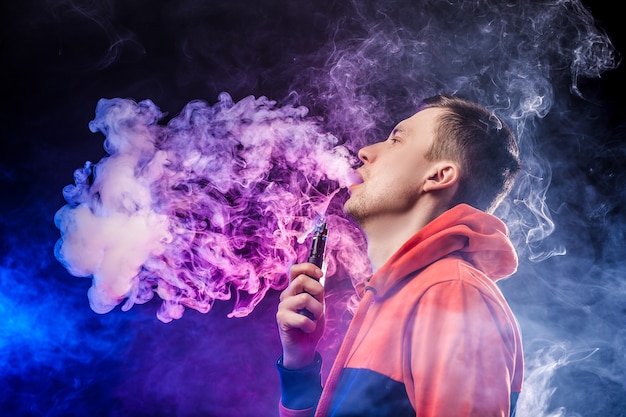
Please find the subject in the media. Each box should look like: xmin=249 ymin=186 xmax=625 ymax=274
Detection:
xmin=2 ymin=1 xmax=625 ymax=416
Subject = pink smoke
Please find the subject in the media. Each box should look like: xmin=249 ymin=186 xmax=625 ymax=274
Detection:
xmin=54 ymin=93 xmax=371 ymax=322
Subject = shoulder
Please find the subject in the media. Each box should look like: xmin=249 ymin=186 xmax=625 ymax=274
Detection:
xmin=409 ymin=256 xmax=493 ymax=288
xmin=401 ymin=256 xmax=509 ymax=307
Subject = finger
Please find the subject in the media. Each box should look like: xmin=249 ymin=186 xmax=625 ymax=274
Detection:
xmin=280 ymin=274 xmax=324 ymax=302
xmin=289 ymin=262 xmax=323 ymax=282
xmin=280 ymin=291 xmax=324 ymax=321
xmin=277 ymin=308 xmax=318 ymax=334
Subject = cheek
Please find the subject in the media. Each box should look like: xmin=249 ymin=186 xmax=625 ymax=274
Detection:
xmin=387 ymin=167 xmax=419 ymax=190
xmin=389 ymin=171 xmax=424 ymax=203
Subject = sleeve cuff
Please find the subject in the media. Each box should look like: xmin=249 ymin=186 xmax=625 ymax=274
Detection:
xmin=276 ymin=352 xmax=323 ymax=410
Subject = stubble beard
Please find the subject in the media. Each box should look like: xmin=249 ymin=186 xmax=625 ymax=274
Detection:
xmin=343 ymin=196 xmax=364 ymax=226
xmin=344 ymin=181 xmax=422 ymax=230
xmin=343 ymin=188 xmax=381 ymax=229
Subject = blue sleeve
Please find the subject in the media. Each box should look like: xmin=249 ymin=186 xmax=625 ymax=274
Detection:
xmin=276 ymin=352 xmax=323 ymax=410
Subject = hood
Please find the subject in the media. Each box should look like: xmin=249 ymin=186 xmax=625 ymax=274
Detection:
xmin=368 ymin=204 xmax=518 ymax=297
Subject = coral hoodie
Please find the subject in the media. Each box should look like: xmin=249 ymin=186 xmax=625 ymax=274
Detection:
xmin=278 ymin=204 xmax=524 ymax=417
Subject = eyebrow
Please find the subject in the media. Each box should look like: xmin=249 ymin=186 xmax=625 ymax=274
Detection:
xmin=392 ymin=126 xmax=408 ymax=136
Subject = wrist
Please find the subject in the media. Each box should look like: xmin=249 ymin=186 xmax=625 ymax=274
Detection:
xmin=282 ymin=350 xmax=318 ymax=370
xmin=276 ymin=352 xmax=323 ymax=410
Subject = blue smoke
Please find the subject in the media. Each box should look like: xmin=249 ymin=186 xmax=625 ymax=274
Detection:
xmin=0 ymin=201 xmax=131 ymax=415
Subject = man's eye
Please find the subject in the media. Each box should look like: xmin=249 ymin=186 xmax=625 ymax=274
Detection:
xmin=390 ymin=138 xmax=399 ymax=143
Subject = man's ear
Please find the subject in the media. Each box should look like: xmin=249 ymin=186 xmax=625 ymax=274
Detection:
xmin=423 ymin=161 xmax=459 ymax=192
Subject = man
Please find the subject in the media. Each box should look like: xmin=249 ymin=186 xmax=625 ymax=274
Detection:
xmin=275 ymin=94 xmax=524 ymax=417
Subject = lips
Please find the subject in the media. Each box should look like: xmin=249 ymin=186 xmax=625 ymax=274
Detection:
xmin=347 ymin=170 xmax=364 ymax=190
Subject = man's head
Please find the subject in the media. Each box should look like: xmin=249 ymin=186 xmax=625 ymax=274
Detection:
xmin=343 ymin=93 xmax=520 ymax=267
xmin=418 ymin=94 xmax=521 ymax=213
xmin=345 ymin=94 xmax=520 ymax=229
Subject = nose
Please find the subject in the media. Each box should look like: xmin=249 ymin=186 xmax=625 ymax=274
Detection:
xmin=357 ymin=143 xmax=376 ymax=164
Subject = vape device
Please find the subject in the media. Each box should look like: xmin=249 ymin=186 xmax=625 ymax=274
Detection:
xmin=298 ymin=221 xmax=327 ymax=320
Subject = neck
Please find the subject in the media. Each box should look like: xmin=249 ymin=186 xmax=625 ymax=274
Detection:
xmin=363 ymin=201 xmax=448 ymax=271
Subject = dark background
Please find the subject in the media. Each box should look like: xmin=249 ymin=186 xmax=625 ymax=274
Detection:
xmin=2 ymin=1 xmax=625 ymax=416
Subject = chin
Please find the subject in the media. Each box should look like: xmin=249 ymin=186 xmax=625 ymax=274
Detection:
xmin=343 ymin=199 xmax=363 ymax=224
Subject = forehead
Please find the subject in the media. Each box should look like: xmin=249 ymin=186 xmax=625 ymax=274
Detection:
xmin=392 ymin=107 xmax=443 ymax=138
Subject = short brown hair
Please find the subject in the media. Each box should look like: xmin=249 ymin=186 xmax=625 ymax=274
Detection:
xmin=419 ymin=94 xmax=521 ymax=213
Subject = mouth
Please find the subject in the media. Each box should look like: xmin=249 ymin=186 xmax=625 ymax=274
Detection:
xmin=347 ymin=170 xmax=364 ymax=190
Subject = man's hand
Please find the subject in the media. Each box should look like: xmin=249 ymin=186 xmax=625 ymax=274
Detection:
xmin=276 ymin=262 xmax=326 ymax=369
